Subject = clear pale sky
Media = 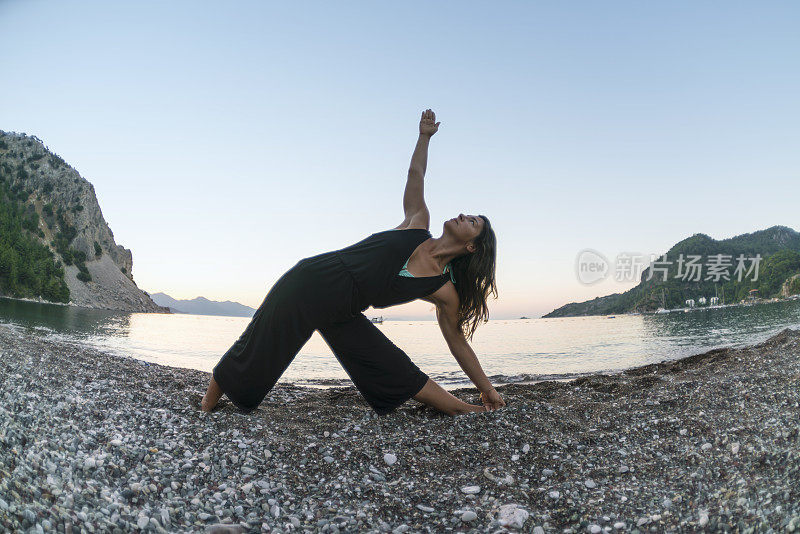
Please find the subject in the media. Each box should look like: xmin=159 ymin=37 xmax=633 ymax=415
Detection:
xmin=1 ymin=1 xmax=798 ymax=319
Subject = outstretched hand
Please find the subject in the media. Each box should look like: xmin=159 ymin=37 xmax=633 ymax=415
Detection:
xmin=419 ymin=109 xmax=440 ymax=137
xmin=480 ymin=387 xmax=506 ymax=411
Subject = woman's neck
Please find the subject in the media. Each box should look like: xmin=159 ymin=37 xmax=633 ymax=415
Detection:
xmin=422 ymin=236 xmax=464 ymax=271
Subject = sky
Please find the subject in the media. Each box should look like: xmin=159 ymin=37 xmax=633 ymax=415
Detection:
xmin=1 ymin=1 xmax=798 ymax=319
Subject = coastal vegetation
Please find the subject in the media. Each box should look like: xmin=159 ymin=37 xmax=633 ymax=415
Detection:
xmin=0 ymin=130 xmax=165 ymax=312
xmin=52 ymin=205 xmax=92 ymax=282
xmin=546 ymin=226 xmax=800 ymax=317
xmin=0 ymin=169 xmax=70 ymax=302
xmin=0 ymin=133 xmax=97 ymax=302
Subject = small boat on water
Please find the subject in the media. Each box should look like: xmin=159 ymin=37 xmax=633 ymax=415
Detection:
xmin=654 ymin=289 xmax=670 ymax=314
xmin=370 ymin=316 xmax=383 ymax=324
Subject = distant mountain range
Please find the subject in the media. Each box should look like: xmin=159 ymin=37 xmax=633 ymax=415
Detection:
xmin=149 ymin=293 xmax=256 ymax=317
xmin=545 ymin=225 xmax=800 ymax=318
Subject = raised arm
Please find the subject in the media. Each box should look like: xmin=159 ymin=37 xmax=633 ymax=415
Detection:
xmin=394 ymin=109 xmax=440 ymax=230
xmin=422 ymin=283 xmax=506 ymax=411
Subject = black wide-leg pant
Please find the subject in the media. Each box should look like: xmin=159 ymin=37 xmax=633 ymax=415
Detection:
xmin=212 ymin=253 xmax=429 ymax=415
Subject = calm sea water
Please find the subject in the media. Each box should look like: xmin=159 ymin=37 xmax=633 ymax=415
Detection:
xmin=2 ymin=296 xmax=800 ymax=389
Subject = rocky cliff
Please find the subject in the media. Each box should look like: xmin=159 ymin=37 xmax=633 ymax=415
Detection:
xmin=782 ymin=273 xmax=800 ymax=298
xmin=0 ymin=130 xmax=169 ymax=313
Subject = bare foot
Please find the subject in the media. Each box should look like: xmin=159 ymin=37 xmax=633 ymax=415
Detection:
xmin=201 ymin=376 xmax=223 ymax=412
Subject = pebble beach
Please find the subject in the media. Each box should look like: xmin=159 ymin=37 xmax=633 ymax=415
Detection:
xmin=1 ymin=323 xmax=799 ymax=533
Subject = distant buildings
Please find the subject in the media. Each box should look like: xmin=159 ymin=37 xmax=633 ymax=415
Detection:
xmin=685 ymin=299 xmax=695 ymax=308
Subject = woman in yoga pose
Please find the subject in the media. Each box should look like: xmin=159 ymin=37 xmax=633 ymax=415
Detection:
xmin=202 ymin=109 xmax=505 ymax=416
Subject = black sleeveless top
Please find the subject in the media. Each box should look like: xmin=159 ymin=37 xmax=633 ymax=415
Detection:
xmin=334 ymin=228 xmax=452 ymax=313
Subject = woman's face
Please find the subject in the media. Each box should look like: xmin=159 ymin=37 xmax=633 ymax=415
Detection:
xmin=444 ymin=213 xmax=484 ymax=249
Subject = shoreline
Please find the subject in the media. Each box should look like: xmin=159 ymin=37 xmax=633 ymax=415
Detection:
xmin=0 ymin=319 xmax=589 ymax=392
xmin=0 ymin=293 xmax=174 ymax=314
xmin=1 ymin=325 xmax=799 ymax=532
xmin=0 ymin=294 xmax=74 ymax=308
xmin=543 ymin=294 xmax=800 ymax=319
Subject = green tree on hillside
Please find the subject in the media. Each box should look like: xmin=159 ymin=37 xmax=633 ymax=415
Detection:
xmin=546 ymin=226 xmax=800 ymax=317
xmin=0 ymin=178 xmax=70 ymax=302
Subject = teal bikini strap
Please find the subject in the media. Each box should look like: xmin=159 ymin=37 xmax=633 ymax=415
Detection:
xmin=400 ymin=257 xmax=456 ymax=283
xmin=444 ymin=263 xmax=456 ymax=284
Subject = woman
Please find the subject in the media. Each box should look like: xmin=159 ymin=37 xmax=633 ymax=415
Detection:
xmin=201 ymin=109 xmax=505 ymax=416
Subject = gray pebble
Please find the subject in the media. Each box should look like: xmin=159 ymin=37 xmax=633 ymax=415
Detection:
xmin=461 ymin=511 xmax=477 ymax=522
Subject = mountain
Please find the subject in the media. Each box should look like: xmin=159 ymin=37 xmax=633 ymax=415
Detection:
xmin=149 ymin=292 xmax=256 ymax=317
xmin=544 ymin=225 xmax=800 ymax=318
xmin=0 ymin=130 xmax=169 ymax=313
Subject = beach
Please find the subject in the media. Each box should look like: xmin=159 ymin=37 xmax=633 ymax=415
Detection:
xmin=1 ymin=324 xmax=798 ymax=533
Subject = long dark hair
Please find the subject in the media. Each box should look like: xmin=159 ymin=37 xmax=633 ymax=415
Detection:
xmin=448 ymin=214 xmax=498 ymax=341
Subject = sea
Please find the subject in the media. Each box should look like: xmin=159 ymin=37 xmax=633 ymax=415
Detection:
xmin=2 ymin=296 xmax=800 ymax=390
